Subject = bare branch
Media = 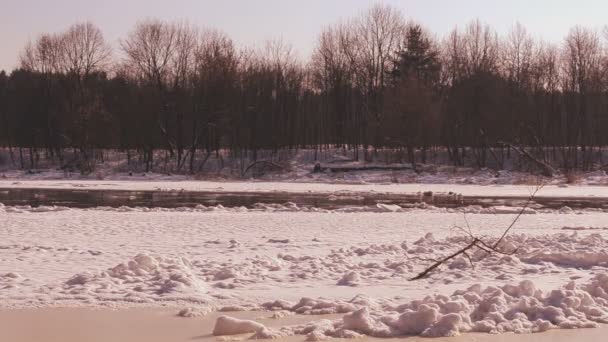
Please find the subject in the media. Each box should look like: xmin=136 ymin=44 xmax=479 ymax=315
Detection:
xmin=410 ymin=183 xmax=543 ymax=281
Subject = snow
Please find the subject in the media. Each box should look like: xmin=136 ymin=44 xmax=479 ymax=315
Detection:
xmin=177 ymin=306 xmax=213 ymax=317
xmin=60 ymin=253 xmax=208 ymax=303
xmin=337 ymin=272 xmax=361 ymax=287
xmin=3 ymin=202 xmax=606 ymax=216
xmin=212 ymin=315 xmax=267 ymax=336
xmin=213 ymin=276 xmax=608 ymax=338
xmin=2 ymin=206 xmax=608 ymax=308
xmin=6 ymin=145 xmax=608 ymax=339
xmin=3 ymin=184 xmax=608 ymax=337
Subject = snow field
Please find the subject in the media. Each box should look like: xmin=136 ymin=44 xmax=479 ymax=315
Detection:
xmin=3 ymin=203 xmax=608 ymax=337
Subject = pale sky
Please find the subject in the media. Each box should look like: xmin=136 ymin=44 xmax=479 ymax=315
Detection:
xmin=1 ymin=0 xmax=607 ymax=71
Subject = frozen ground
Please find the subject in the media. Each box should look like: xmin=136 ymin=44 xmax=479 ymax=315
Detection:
xmin=2 ymin=203 xmax=608 ymax=337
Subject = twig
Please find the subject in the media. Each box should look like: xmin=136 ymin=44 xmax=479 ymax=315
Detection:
xmin=405 ymin=255 xmax=441 ymax=263
xmin=463 ymin=212 xmax=474 ymax=237
xmin=410 ymin=239 xmax=479 ymax=281
xmin=463 ymin=251 xmax=475 ymax=269
xmin=492 ymin=184 xmax=543 ymax=249
xmin=498 ymin=141 xmax=555 ymax=177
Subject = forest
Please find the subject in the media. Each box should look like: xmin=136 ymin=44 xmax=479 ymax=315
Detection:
xmin=1 ymin=4 xmax=607 ymax=173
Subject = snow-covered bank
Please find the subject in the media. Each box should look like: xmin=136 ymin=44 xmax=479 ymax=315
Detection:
xmin=3 ymin=148 xmax=608 ymax=187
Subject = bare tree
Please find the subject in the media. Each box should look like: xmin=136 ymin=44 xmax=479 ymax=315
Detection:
xmin=20 ymin=34 xmax=63 ymax=73
xmin=440 ymin=20 xmax=501 ymax=167
xmin=60 ymin=22 xmax=112 ymax=77
xmin=18 ymin=34 xmax=65 ymax=166
xmin=121 ymin=19 xmax=177 ymax=88
xmin=327 ymin=4 xmax=405 ymax=150
xmin=501 ymin=22 xmax=534 ymax=88
xmin=189 ymin=29 xmax=238 ymax=171
xmin=168 ymin=22 xmax=198 ymax=170
xmin=311 ymin=25 xmax=357 ymax=150
xmin=462 ymin=19 xmax=500 ymax=77
xmin=9 ymin=11 xmax=608 ymax=176
xmin=53 ymin=22 xmax=113 ymax=169
xmin=121 ymin=19 xmax=179 ymax=169
xmin=561 ymin=27 xmax=602 ymax=169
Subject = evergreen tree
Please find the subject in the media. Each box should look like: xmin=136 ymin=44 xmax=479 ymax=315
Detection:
xmin=390 ymin=25 xmax=440 ymax=87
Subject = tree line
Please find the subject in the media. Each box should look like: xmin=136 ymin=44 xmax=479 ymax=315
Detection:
xmin=1 ymin=4 xmax=608 ymax=173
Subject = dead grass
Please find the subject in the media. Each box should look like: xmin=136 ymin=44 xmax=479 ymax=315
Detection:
xmin=513 ymin=174 xmax=541 ymax=185
xmin=566 ymin=171 xmax=580 ymax=184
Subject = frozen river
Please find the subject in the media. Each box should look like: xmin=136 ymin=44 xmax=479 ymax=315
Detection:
xmin=2 ymin=180 xmax=608 ymax=209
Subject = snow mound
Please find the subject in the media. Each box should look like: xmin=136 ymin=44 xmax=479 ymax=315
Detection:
xmin=0 ymin=272 xmax=26 ymax=290
xmin=3 ymin=272 xmax=21 ymax=279
xmin=212 ymin=316 xmax=266 ymax=336
xmin=262 ymin=295 xmax=374 ymax=315
xmin=521 ymin=233 xmax=608 ymax=268
xmin=177 ymin=306 xmax=214 ymax=317
xmin=526 ymin=251 xmax=608 ymax=268
xmin=338 ymin=276 xmax=608 ymax=336
xmin=337 ymin=271 xmax=361 ymax=286
xmin=61 ymin=254 xmax=207 ymax=303
xmin=262 ymin=275 xmax=608 ymax=338
xmin=375 ymin=203 xmax=402 ymax=212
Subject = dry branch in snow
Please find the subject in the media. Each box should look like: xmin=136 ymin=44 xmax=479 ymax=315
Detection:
xmin=410 ymin=184 xmax=544 ymax=281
